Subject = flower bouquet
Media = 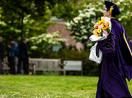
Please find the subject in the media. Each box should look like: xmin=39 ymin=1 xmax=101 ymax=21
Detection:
xmin=89 ymin=16 xmax=111 ymax=42
xmin=89 ymin=16 xmax=111 ymax=64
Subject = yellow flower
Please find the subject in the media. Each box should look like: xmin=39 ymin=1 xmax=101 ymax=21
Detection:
xmin=97 ymin=19 xmax=104 ymax=25
xmin=93 ymin=29 xmax=102 ymax=37
xmin=97 ymin=29 xmax=101 ymax=33
xmin=93 ymin=29 xmax=97 ymax=35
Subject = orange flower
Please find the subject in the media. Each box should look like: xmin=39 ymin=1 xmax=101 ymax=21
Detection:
xmin=102 ymin=22 xmax=109 ymax=30
xmin=94 ymin=24 xmax=99 ymax=29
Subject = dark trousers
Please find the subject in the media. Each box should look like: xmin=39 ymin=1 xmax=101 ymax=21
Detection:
xmin=8 ymin=57 xmax=16 ymax=74
xmin=17 ymin=58 xmax=29 ymax=74
xmin=0 ymin=59 xmax=3 ymax=74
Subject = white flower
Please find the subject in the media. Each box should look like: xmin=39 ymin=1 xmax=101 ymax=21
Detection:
xmin=31 ymin=46 xmax=38 ymax=50
xmin=84 ymin=9 xmax=89 ymax=12
xmin=65 ymin=22 xmax=71 ymax=27
xmin=88 ymin=8 xmax=95 ymax=12
xmin=83 ymin=36 xmax=88 ymax=39
xmin=46 ymin=34 xmax=53 ymax=38
xmin=37 ymin=39 xmax=42 ymax=44
xmin=70 ymin=21 xmax=74 ymax=25
xmin=0 ymin=21 xmax=7 ymax=26
xmin=79 ymin=10 xmax=83 ymax=14
xmin=89 ymin=11 xmax=95 ymax=16
xmin=79 ymin=13 xmax=86 ymax=17
xmin=23 ymin=15 xmax=31 ymax=24
xmin=75 ymin=32 xmax=80 ymax=35
xmin=85 ymin=12 xmax=90 ymax=18
xmin=91 ymin=20 xmax=96 ymax=24
xmin=81 ymin=29 xmax=87 ymax=33
xmin=80 ymin=26 xmax=85 ymax=29
xmin=73 ymin=17 xmax=81 ymax=23
xmin=119 ymin=0 xmax=125 ymax=2
xmin=80 ymin=20 xmax=83 ymax=23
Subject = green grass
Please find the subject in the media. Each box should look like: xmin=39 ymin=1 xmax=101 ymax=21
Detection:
xmin=0 ymin=75 xmax=131 ymax=98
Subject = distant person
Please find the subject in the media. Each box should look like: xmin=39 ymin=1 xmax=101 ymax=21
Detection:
xmin=7 ymin=40 xmax=17 ymax=74
xmin=17 ymin=39 xmax=29 ymax=74
xmin=0 ymin=37 xmax=4 ymax=74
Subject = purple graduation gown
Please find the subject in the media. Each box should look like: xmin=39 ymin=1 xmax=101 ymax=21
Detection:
xmin=96 ymin=18 xmax=132 ymax=98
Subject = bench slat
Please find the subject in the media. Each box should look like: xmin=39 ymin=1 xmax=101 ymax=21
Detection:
xmin=63 ymin=60 xmax=82 ymax=75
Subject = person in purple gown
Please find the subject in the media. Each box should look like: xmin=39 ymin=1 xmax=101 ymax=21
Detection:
xmin=96 ymin=1 xmax=132 ymax=98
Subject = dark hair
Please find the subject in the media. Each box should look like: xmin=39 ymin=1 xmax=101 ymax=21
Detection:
xmin=105 ymin=1 xmax=120 ymax=17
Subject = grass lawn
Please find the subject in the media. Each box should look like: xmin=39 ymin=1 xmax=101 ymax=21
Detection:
xmin=0 ymin=75 xmax=131 ymax=98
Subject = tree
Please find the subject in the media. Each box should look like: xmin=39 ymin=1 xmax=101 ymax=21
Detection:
xmin=66 ymin=0 xmax=132 ymax=46
xmin=0 ymin=0 xmax=46 ymax=40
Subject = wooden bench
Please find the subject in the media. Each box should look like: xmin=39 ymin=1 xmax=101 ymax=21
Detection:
xmin=63 ymin=60 xmax=82 ymax=75
xmin=3 ymin=63 xmax=10 ymax=74
xmin=29 ymin=58 xmax=63 ymax=74
xmin=2 ymin=57 xmax=10 ymax=74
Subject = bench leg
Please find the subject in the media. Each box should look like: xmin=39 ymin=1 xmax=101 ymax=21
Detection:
xmin=81 ymin=71 xmax=83 ymax=76
xmin=64 ymin=70 xmax=66 ymax=76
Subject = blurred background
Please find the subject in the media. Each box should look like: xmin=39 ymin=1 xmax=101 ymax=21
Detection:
xmin=0 ymin=0 xmax=131 ymax=75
